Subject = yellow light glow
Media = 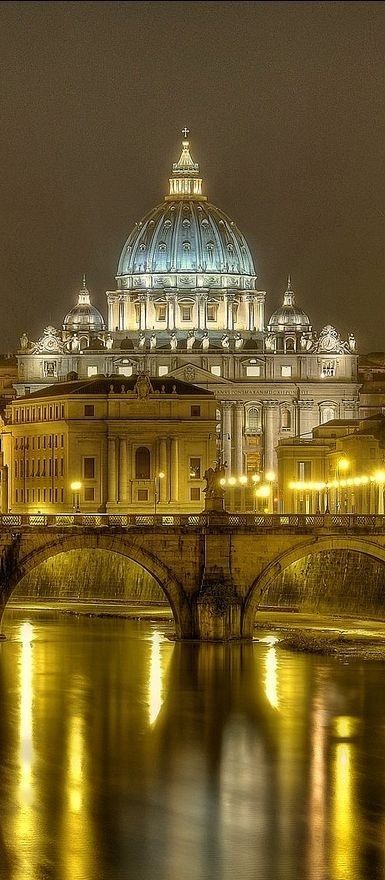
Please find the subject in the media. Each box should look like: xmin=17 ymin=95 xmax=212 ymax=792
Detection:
xmin=158 ymin=471 xmax=165 ymax=480
xmin=20 ymin=621 xmax=33 ymax=802
xmin=333 ymin=715 xmax=359 ymax=739
xmin=149 ymin=631 xmax=163 ymax=726
xmin=70 ymin=481 xmax=82 ymax=492
xmin=264 ymin=644 xmax=279 ymax=710
xmin=374 ymin=470 xmax=385 ymax=483
xmin=219 ymin=478 xmax=226 ymax=486
xmin=239 ymin=475 xmax=248 ymax=485
xmin=67 ymin=715 xmax=84 ymax=813
xmin=228 ymin=477 xmax=236 ymax=486
xmin=337 ymin=458 xmax=350 ymax=472
xmin=331 ymin=739 xmax=357 ymax=880
xmin=257 ymin=485 xmax=270 ymax=498
xmin=265 ymin=470 xmax=276 ymax=482
xmin=251 ymin=474 xmax=261 ymax=483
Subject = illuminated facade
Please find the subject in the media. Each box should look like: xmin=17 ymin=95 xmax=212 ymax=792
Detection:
xmin=16 ymin=132 xmax=359 ymax=485
xmin=1 ymin=377 xmax=217 ymax=513
xmin=277 ymin=413 xmax=385 ymax=513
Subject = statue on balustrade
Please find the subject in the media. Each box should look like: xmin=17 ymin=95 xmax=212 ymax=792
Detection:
xmin=187 ymin=330 xmax=195 ymax=351
xmin=150 ymin=333 xmax=157 ymax=350
xmin=202 ymin=331 xmax=209 ymax=351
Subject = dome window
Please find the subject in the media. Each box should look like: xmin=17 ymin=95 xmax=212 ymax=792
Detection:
xmin=182 ymin=240 xmax=191 ymax=252
xmin=139 ymin=242 xmax=146 ymax=251
xmin=158 ymin=242 xmax=167 ymax=252
xmin=182 ymin=218 xmax=191 ymax=228
xmin=201 ymin=219 xmax=209 ymax=227
xmin=207 ymin=241 xmax=214 ymax=253
xmin=163 ymin=219 xmax=172 ymax=229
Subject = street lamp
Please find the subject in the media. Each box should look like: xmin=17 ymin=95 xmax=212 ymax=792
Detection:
xmin=154 ymin=472 xmax=165 ymax=515
xmin=265 ymin=470 xmax=276 ymax=513
xmin=374 ymin=470 xmax=385 ymax=514
xmin=70 ymin=481 xmax=82 ymax=514
xmin=256 ymin=484 xmax=270 ymax=513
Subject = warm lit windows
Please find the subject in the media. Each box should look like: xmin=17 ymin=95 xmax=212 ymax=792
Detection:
xmin=281 ymin=365 xmax=292 ymax=377
xmin=281 ymin=408 xmax=291 ymax=430
xmin=135 ymin=303 xmax=140 ymax=324
xmin=246 ymin=365 xmax=261 ymax=377
xmin=321 ymin=360 xmax=336 ymax=378
xmin=191 ymin=405 xmax=201 ymax=417
xmin=43 ymin=361 xmax=57 ymax=378
xmin=207 ymin=304 xmax=218 ymax=322
xmin=158 ymin=365 xmax=168 ymax=376
xmin=83 ymin=457 xmax=95 ymax=479
xmin=297 ymin=461 xmax=311 ymax=481
xmin=155 ymin=304 xmax=167 ymax=322
xmin=189 ymin=458 xmax=201 ymax=479
xmin=320 ymin=405 xmax=336 ymax=424
xmin=247 ymin=407 xmax=261 ymax=433
xmin=181 ymin=305 xmax=192 ymax=321
xmin=87 ymin=366 xmax=98 ymax=377
xmin=211 ymin=365 xmax=221 ymax=376
xmin=118 ymin=365 xmax=133 ymax=376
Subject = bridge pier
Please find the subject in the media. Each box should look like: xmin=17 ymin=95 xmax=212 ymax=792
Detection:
xmin=194 ymin=520 xmax=243 ymax=640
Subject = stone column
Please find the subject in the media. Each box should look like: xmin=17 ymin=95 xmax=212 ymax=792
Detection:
xmin=139 ymin=295 xmax=146 ymax=330
xmin=234 ymin=402 xmax=244 ymax=475
xmin=119 ymin=300 xmax=124 ymax=331
xmin=199 ymin=294 xmax=207 ymax=330
xmin=256 ymin=293 xmax=265 ymax=331
xmin=108 ymin=436 xmax=117 ymax=504
xmin=222 ymin=402 xmax=232 ymax=473
xmin=227 ymin=295 xmax=234 ymax=331
xmin=119 ymin=438 xmax=128 ymax=504
xmin=159 ymin=437 xmax=167 ymax=502
xmin=170 ymin=438 xmax=179 ymax=502
xmin=247 ymin=296 xmax=255 ymax=332
xmin=263 ymin=402 xmax=279 ymax=473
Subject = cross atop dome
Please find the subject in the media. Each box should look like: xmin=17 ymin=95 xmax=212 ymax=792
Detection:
xmin=78 ymin=274 xmax=91 ymax=305
xmin=167 ymin=130 xmax=205 ymax=200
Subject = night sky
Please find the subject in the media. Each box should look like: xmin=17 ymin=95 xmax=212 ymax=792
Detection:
xmin=1 ymin=1 xmax=385 ymax=352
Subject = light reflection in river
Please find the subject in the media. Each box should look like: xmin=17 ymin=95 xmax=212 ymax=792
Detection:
xmin=0 ymin=612 xmax=383 ymax=879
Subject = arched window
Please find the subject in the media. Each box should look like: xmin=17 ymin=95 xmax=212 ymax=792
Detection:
xmin=247 ymin=407 xmax=261 ymax=433
xmin=285 ymin=338 xmax=295 ymax=352
xmin=320 ymin=405 xmax=336 ymax=425
xmin=281 ymin=408 xmax=291 ymax=430
xmin=135 ymin=447 xmax=151 ymax=479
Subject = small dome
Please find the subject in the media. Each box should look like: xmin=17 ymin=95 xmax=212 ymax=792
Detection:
xmin=268 ymin=278 xmax=311 ymax=332
xmin=63 ymin=276 xmax=106 ymax=333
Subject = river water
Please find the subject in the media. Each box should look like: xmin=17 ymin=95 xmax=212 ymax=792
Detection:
xmin=0 ymin=610 xmax=384 ymax=880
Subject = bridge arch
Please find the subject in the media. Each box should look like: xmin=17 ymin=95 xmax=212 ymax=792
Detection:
xmin=242 ymin=535 xmax=385 ymax=637
xmin=3 ymin=533 xmax=192 ymax=638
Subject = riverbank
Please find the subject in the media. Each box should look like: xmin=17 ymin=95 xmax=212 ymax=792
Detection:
xmin=255 ymin=610 xmax=385 ymax=658
xmin=7 ymin=599 xmax=173 ymax=621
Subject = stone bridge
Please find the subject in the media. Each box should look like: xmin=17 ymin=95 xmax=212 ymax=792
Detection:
xmin=1 ymin=512 xmax=385 ymax=640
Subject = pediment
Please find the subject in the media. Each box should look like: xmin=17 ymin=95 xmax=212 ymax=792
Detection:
xmin=167 ymin=362 xmax=231 ymax=385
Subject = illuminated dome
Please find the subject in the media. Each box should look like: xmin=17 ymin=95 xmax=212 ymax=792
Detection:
xmin=117 ymin=132 xmax=256 ymax=288
xmin=63 ymin=276 xmax=106 ymax=333
xmin=268 ymin=278 xmax=311 ymax=332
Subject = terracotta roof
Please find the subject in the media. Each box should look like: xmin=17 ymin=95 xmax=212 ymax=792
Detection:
xmin=18 ymin=376 xmax=214 ymax=400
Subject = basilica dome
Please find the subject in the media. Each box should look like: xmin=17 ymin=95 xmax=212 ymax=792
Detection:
xmin=268 ymin=279 xmax=311 ymax=332
xmin=63 ymin=277 xmax=106 ymax=333
xmin=116 ymin=133 xmax=256 ymax=288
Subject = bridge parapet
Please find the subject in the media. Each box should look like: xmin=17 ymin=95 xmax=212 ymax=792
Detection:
xmin=1 ymin=512 xmax=385 ymax=532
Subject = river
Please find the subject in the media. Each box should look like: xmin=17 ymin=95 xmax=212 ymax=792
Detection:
xmin=0 ymin=608 xmax=384 ymax=880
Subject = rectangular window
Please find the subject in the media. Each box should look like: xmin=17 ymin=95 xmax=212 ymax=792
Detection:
xmin=297 ymin=461 xmax=312 ymax=481
xmin=191 ymin=405 xmax=201 ymax=417
xmin=61 ymin=489 xmax=64 ymax=503
xmin=60 ymin=458 xmax=64 ymax=476
xmin=189 ymin=457 xmax=201 ymax=479
xmin=43 ymin=361 xmax=57 ymax=378
xmin=181 ymin=306 xmax=192 ymax=321
xmin=83 ymin=457 xmax=95 ymax=479
xmin=155 ymin=305 xmax=167 ymax=322
xmin=190 ymin=487 xmax=201 ymax=501
xmin=281 ymin=365 xmax=292 ymax=377
xmin=321 ymin=361 xmax=336 ymax=378
xmin=84 ymin=405 xmax=95 ymax=416
xmin=54 ymin=488 xmax=58 ymax=503
xmin=158 ymin=365 xmax=169 ymax=376
xmin=246 ymin=365 xmax=261 ymax=377
xmin=138 ymin=488 xmax=149 ymax=501
xmin=87 ymin=366 xmax=98 ymax=377
xmin=84 ymin=487 xmax=95 ymax=501
xmin=207 ymin=304 xmax=218 ymax=322
xmin=211 ymin=366 xmax=221 ymax=376
xmin=118 ymin=365 xmax=133 ymax=376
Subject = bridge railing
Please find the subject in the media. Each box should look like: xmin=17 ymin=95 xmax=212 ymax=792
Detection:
xmin=1 ymin=513 xmax=385 ymax=530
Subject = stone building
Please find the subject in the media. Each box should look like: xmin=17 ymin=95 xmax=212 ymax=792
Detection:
xmin=15 ymin=132 xmax=359 ymax=479
xmin=277 ymin=413 xmax=385 ymax=514
xmin=1 ymin=376 xmax=217 ymax=514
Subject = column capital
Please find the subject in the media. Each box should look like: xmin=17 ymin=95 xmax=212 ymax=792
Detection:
xmin=261 ymin=399 xmax=279 ymax=409
xmin=221 ymin=400 xmax=233 ymax=409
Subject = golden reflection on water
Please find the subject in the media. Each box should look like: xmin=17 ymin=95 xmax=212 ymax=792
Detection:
xmin=331 ymin=717 xmax=358 ymax=880
xmin=0 ymin=614 xmax=381 ymax=879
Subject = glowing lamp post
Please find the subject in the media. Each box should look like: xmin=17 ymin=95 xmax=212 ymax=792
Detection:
xmin=265 ymin=470 xmax=276 ymax=513
xmin=70 ymin=481 xmax=82 ymax=514
xmin=336 ymin=457 xmax=349 ymax=512
xmin=154 ymin=472 xmax=165 ymax=515
xmin=256 ymin=484 xmax=270 ymax=513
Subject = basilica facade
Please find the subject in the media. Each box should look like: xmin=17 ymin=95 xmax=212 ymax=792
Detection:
xmin=16 ymin=133 xmax=359 ymax=478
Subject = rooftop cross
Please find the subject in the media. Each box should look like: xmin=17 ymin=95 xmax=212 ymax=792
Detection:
xmin=182 ymin=127 xmax=190 ymax=139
